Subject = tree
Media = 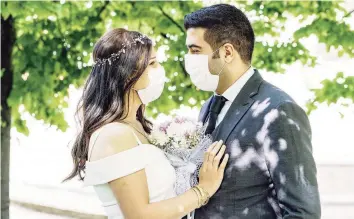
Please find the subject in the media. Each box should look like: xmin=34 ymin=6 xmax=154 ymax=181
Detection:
xmin=1 ymin=14 xmax=15 ymax=219
xmin=1 ymin=1 xmax=353 ymax=218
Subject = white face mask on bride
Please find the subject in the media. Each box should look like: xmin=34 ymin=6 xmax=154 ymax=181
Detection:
xmin=136 ymin=66 xmax=166 ymax=104
xmin=184 ymin=49 xmax=226 ymax=92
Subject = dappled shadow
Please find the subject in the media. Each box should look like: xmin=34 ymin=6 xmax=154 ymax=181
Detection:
xmin=200 ymin=94 xmax=320 ymax=218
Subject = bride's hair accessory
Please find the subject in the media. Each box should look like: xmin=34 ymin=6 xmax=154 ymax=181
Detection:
xmin=94 ymin=34 xmax=149 ymax=67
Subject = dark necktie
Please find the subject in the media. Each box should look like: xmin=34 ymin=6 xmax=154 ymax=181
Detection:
xmin=205 ymin=95 xmax=227 ymax=135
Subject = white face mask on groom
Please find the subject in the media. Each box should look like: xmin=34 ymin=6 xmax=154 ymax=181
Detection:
xmin=184 ymin=49 xmax=226 ymax=92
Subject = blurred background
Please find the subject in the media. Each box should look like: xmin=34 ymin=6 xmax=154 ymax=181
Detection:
xmin=1 ymin=0 xmax=354 ymax=219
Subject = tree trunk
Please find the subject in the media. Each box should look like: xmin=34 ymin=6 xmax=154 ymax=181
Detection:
xmin=1 ymin=15 xmax=15 ymax=219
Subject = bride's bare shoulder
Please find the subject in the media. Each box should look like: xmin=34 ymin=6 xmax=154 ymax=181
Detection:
xmin=88 ymin=123 xmax=139 ymax=161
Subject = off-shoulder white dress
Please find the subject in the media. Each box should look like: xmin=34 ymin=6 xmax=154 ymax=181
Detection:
xmin=83 ymin=129 xmax=177 ymax=219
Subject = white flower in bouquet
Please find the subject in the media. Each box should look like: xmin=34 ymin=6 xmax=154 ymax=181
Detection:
xmin=166 ymin=122 xmax=187 ymax=139
xmin=182 ymin=121 xmax=198 ymax=134
xmin=150 ymin=127 xmax=169 ymax=146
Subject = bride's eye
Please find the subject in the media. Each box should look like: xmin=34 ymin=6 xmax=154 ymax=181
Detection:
xmin=149 ymin=61 xmax=156 ymax=66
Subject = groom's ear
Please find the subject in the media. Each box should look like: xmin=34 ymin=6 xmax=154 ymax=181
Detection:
xmin=221 ymin=43 xmax=237 ymax=63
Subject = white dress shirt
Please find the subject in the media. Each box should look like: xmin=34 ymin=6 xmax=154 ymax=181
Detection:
xmin=215 ymin=67 xmax=255 ymax=126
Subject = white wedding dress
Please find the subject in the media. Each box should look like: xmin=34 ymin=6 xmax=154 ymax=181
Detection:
xmin=83 ymin=129 xmax=177 ymax=219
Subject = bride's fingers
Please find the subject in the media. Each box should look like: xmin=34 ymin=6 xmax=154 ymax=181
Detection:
xmin=218 ymin=153 xmax=229 ymax=174
xmin=202 ymin=140 xmax=222 ymax=172
xmin=202 ymin=142 xmax=216 ymax=172
xmin=202 ymin=151 xmax=209 ymax=172
xmin=206 ymin=141 xmax=217 ymax=153
xmin=205 ymin=141 xmax=218 ymax=163
xmin=208 ymin=140 xmax=223 ymax=170
xmin=213 ymin=145 xmax=226 ymax=169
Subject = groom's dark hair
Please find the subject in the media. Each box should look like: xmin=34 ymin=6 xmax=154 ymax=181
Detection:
xmin=184 ymin=4 xmax=255 ymax=64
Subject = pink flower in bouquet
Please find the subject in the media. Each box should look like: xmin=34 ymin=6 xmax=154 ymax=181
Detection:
xmin=174 ymin=117 xmax=188 ymax=124
xmin=159 ymin=121 xmax=172 ymax=134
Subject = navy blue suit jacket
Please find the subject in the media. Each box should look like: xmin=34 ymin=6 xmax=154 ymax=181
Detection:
xmin=195 ymin=70 xmax=321 ymax=219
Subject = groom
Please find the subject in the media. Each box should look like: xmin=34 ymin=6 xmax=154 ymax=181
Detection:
xmin=184 ymin=4 xmax=321 ymax=219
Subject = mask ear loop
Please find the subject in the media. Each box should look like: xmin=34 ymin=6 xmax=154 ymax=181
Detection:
xmin=218 ymin=60 xmax=227 ymax=76
xmin=131 ymin=78 xmax=145 ymax=104
xmin=211 ymin=47 xmax=227 ymax=76
xmin=131 ymin=87 xmax=146 ymax=107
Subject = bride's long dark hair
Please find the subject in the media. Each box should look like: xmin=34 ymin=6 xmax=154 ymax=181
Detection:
xmin=64 ymin=28 xmax=153 ymax=181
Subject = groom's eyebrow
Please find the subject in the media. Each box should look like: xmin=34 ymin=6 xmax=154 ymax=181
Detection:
xmin=187 ymin=44 xmax=202 ymax=49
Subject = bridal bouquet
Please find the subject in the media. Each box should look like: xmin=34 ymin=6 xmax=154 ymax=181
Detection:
xmin=149 ymin=116 xmax=213 ymax=195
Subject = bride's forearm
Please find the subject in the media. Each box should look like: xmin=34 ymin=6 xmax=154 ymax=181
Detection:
xmin=109 ymin=170 xmax=204 ymax=219
xmin=143 ymin=188 xmax=199 ymax=219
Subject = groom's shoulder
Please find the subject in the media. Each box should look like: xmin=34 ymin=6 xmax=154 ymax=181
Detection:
xmin=257 ymin=80 xmax=296 ymax=107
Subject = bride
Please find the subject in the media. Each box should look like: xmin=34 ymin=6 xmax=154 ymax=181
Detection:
xmin=64 ymin=28 xmax=229 ymax=219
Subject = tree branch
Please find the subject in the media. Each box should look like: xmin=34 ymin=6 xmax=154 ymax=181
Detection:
xmin=158 ymin=5 xmax=185 ymax=33
xmin=97 ymin=0 xmax=110 ymax=18
xmin=179 ymin=59 xmax=188 ymax=76
xmin=160 ymin=32 xmax=168 ymax=39
xmin=343 ymin=9 xmax=354 ymax=18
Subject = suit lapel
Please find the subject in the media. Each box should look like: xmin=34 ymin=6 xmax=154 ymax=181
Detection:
xmin=198 ymin=96 xmax=213 ymax=124
xmin=212 ymin=70 xmax=264 ymax=142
